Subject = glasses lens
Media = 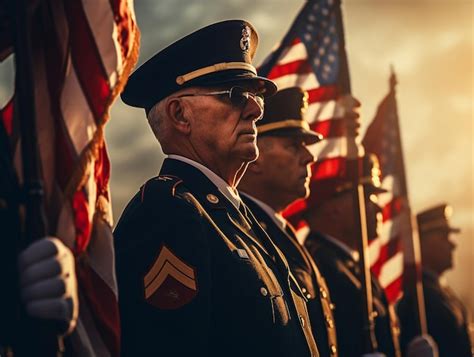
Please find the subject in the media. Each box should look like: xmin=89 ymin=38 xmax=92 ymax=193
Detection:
xmin=229 ymin=87 xmax=248 ymax=107
xmin=229 ymin=87 xmax=264 ymax=109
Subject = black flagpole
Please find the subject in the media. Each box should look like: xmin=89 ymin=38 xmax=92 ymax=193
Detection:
xmin=9 ymin=0 xmax=63 ymax=355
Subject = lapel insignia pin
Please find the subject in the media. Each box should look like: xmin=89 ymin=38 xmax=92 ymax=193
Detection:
xmin=206 ymin=193 xmax=219 ymax=204
xmin=240 ymin=25 xmax=251 ymax=52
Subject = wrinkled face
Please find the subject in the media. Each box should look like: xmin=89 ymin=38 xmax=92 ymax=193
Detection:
xmin=421 ymin=230 xmax=457 ymax=275
xmin=256 ymin=135 xmax=314 ymax=207
xmin=184 ymin=86 xmax=264 ymax=165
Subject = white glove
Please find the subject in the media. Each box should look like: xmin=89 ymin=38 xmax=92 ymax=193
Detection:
xmin=18 ymin=237 xmax=79 ymax=335
xmin=361 ymin=353 xmax=387 ymax=357
xmin=406 ymin=335 xmax=439 ymax=357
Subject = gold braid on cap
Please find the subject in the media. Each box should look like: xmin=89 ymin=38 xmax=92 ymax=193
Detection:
xmin=258 ymin=119 xmax=311 ymax=135
xmin=176 ymin=62 xmax=257 ymax=85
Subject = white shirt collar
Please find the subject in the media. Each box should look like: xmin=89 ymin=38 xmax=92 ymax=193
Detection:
xmin=167 ymin=154 xmax=241 ymax=209
xmin=241 ymin=192 xmax=287 ymax=231
xmin=323 ymin=234 xmax=360 ymax=262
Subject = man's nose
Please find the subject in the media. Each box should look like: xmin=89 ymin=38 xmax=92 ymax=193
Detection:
xmin=301 ymin=145 xmax=315 ymax=165
xmin=242 ymin=95 xmax=263 ymax=122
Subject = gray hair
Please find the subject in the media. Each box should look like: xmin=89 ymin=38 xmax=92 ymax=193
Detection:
xmin=146 ymin=100 xmax=167 ymax=141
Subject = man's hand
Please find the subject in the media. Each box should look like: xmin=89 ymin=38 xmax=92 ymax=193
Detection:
xmin=406 ymin=335 xmax=439 ymax=357
xmin=18 ymin=237 xmax=79 ymax=335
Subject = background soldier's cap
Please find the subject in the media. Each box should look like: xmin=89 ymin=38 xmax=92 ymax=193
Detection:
xmin=121 ymin=20 xmax=277 ymax=113
xmin=307 ymin=153 xmax=387 ymax=209
xmin=416 ymin=203 xmax=461 ymax=236
xmin=257 ymin=87 xmax=322 ymax=145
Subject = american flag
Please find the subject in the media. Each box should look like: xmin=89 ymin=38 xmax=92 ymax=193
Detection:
xmin=259 ymin=0 xmax=359 ymax=235
xmin=0 ymin=1 xmax=139 ymax=355
xmin=362 ymin=71 xmax=408 ymax=303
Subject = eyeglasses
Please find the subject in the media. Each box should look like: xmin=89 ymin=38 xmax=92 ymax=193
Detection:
xmin=178 ymin=86 xmax=264 ymax=110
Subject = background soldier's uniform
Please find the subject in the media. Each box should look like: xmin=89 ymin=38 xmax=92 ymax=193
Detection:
xmin=397 ymin=271 xmax=473 ymax=357
xmin=114 ymin=159 xmax=319 ymax=356
xmin=306 ymin=232 xmax=401 ymax=357
xmin=243 ymin=195 xmax=338 ymax=357
xmin=397 ymin=204 xmax=473 ymax=356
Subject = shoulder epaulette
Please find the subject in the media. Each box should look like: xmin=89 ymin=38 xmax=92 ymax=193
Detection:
xmin=140 ymin=175 xmax=185 ymax=203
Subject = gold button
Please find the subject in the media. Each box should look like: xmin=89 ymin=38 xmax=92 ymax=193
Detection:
xmin=0 ymin=198 xmax=7 ymax=210
xmin=330 ymin=344 xmax=337 ymax=354
xmin=260 ymin=287 xmax=268 ymax=297
xmin=302 ymin=287 xmax=307 ymax=293
xmin=206 ymin=194 xmax=219 ymax=204
xmin=306 ymin=293 xmax=311 ymax=299
xmin=329 ymin=303 xmax=336 ymax=310
xmin=325 ymin=315 xmax=334 ymax=328
xmin=320 ymin=287 xmax=328 ymax=299
xmin=299 ymin=315 xmax=305 ymax=328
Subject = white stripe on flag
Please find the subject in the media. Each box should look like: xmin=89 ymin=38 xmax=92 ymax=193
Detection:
xmin=61 ymin=64 xmax=97 ymax=154
xmin=306 ymin=99 xmax=344 ymax=124
xmin=83 ymin=0 xmax=123 ymax=87
xmin=276 ymin=42 xmax=308 ymax=64
xmin=272 ymin=72 xmax=320 ymax=91
xmin=309 ymin=137 xmax=348 ymax=159
xmin=378 ymin=251 xmax=404 ymax=288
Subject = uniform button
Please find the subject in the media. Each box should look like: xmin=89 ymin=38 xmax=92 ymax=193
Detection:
xmin=299 ymin=314 xmax=305 ymax=328
xmin=301 ymin=287 xmax=307 ymax=293
xmin=206 ymin=194 xmax=219 ymax=204
xmin=320 ymin=287 xmax=328 ymax=299
xmin=260 ymin=287 xmax=268 ymax=297
xmin=325 ymin=315 xmax=334 ymax=328
xmin=330 ymin=344 xmax=337 ymax=354
xmin=329 ymin=303 xmax=336 ymax=310
xmin=306 ymin=293 xmax=311 ymax=299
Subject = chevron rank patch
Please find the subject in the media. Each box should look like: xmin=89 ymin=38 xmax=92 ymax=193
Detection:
xmin=143 ymin=245 xmax=197 ymax=309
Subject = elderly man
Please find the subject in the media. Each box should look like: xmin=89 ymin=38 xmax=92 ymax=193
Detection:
xmin=238 ymin=87 xmax=340 ymax=357
xmin=303 ymin=154 xmax=402 ymax=357
xmin=114 ymin=20 xmax=319 ymax=356
xmin=397 ymin=204 xmax=473 ymax=356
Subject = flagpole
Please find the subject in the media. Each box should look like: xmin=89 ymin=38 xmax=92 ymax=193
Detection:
xmin=336 ymin=0 xmax=378 ymax=352
xmin=9 ymin=0 xmax=64 ymax=355
xmin=388 ymin=69 xmax=427 ymax=336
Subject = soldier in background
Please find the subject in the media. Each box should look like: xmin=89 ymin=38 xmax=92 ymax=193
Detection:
xmin=239 ymin=87 xmax=344 ymax=357
xmin=303 ymin=154 xmax=402 ymax=357
xmin=114 ymin=20 xmax=319 ymax=356
xmin=397 ymin=204 xmax=473 ymax=356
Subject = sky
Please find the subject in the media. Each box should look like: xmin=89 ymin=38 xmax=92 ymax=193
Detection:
xmin=0 ymin=0 xmax=472 ymax=310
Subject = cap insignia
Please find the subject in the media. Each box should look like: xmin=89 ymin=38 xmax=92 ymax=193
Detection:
xmin=240 ymin=26 xmax=251 ymax=52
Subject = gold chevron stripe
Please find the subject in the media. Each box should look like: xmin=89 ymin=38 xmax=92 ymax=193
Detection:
xmin=144 ymin=246 xmax=194 ymax=286
xmin=145 ymin=261 xmax=197 ymax=299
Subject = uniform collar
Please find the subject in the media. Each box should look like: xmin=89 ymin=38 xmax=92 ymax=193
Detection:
xmin=240 ymin=192 xmax=287 ymax=231
xmin=167 ymin=154 xmax=242 ymax=209
xmin=318 ymin=233 xmax=360 ymax=262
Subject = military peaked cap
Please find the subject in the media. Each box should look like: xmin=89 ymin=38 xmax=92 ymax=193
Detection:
xmin=121 ymin=20 xmax=277 ymax=113
xmin=417 ymin=203 xmax=461 ymax=236
xmin=257 ymin=87 xmax=322 ymax=145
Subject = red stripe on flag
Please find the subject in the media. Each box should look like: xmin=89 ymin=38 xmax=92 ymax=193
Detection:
xmin=312 ymin=157 xmax=346 ymax=180
xmin=384 ymin=276 xmax=403 ymax=303
xmin=267 ymin=59 xmax=313 ymax=79
xmin=307 ymin=85 xmax=339 ymax=103
xmin=76 ymin=258 xmax=120 ymax=357
xmin=311 ymin=118 xmax=345 ymax=139
xmin=0 ymin=97 xmax=14 ymax=136
xmin=382 ymin=196 xmax=404 ymax=222
xmin=72 ymin=189 xmax=92 ymax=254
xmin=64 ymin=1 xmax=111 ymax=123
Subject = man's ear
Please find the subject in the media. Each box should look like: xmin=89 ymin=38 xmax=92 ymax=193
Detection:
xmin=166 ymin=98 xmax=190 ymax=134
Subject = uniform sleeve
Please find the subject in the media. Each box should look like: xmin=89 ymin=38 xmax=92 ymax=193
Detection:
xmin=114 ymin=191 xmax=212 ymax=356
